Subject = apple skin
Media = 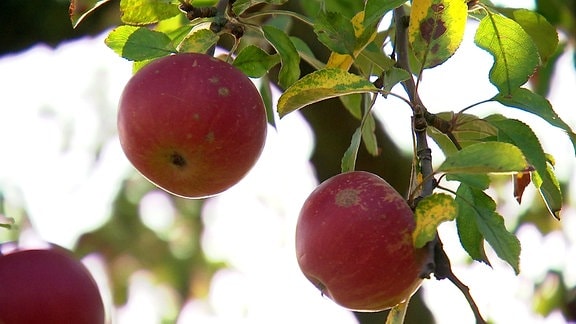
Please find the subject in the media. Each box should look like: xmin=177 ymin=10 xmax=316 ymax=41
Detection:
xmin=0 ymin=245 xmax=105 ymax=324
xmin=295 ymin=171 xmax=430 ymax=311
xmin=118 ymin=53 xmax=267 ymax=199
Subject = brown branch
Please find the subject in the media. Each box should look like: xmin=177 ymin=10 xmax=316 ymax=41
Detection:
xmin=393 ymin=6 xmax=486 ymax=324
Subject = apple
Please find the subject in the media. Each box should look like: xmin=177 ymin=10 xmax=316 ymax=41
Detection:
xmin=295 ymin=171 xmax=430 ymax=311
xmin=0 ymin=245 xmax=105 ymax=324
xmin=118 ymin=53 xmax=267 ymax=199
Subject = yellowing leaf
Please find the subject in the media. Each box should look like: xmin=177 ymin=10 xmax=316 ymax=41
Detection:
xmin=413 ymin=194 xmax=458 ymax=248
xmin=409 ymin=0 xmax=467 ymax=68
xmin=325 ymin=11 xmax=377 ymax=71
xmin=277 ymin=68 xmax=377 ymax=117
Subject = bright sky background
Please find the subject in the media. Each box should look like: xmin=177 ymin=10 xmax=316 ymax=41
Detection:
xmin=1 ymin=1 xmax=575 ymax=323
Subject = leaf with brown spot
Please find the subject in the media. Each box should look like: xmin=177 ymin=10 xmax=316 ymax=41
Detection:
xmin=409 ymin=0 xmax=467 ymax=69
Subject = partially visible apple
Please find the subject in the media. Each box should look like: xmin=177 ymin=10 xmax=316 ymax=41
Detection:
xmin=295 ymin=171 xmax=430 ymax=311
xmin=0 ymin=245 xmax=105 ymax=324
xmin=118 ymin=53 xmax=267 ymax=199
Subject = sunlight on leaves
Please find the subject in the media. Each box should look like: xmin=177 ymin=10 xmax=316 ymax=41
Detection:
xmin=474 ymin=12 xmax=539 ymax=94
xmin=119 ymin=0 xmax=182 ymax=25
xmin=277 ymin=68 xmax=377 ymax=117
xmin=498 ymin=8 xmax=559 ymax=64
xmin=176 ymin=28 xmax=218 ymax=54
xmin=409 ymin=0 xmax=467 ymax=69
xmin=413 ymin=194 xmax=458 ymax=248
xmin=437 ymin=142 xmax=529 ymax=174
xmin=105 ymin=26 xmax=176 ymax=61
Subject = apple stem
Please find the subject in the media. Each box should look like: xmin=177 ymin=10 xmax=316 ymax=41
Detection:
xmin=393 ymin=6 xmax=487 ymax=324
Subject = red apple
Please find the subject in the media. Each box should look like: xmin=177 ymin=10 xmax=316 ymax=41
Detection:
xmin=295 ymin=171 xmax=430 ymax=311
xmin=118 ymin=53 xmax=267 ymax=199
xmin=0 ymin=245 xmax=105 ymax=324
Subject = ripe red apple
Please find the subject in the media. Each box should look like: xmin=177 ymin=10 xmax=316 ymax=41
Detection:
xmin=118 ymin=53 xmax=267 ymax=199
xmin=295 ymin=171 xmax=430 ymax=311
xmin=0 ymin=245 xmax=105 ymax=324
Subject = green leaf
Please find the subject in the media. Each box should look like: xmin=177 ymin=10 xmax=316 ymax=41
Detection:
xmin=455 ymin=184 xmax=490 ymax=265
xmin=427 ymin=112 xmax=498 ymax=156
xmin=262 ymin=25 xmax=300 ymax=88
xmin=492 ymin=87 xmax=576 ymax=154
xmin=233 ymin=45 xmax=281 ymax=78
xmin=105 ymin=26 xmax=176 ymax=61
xmin=474 ymin=12 xmax=540 ymax=94
xmin=232 ymin=0 xmax=287 ymax=16
xmin=290 ymin=37 xmax=325 ymax=70
xmin=119 ymin=0 xmax=181 ymax=25
xmin=446 ymin=173 xmax=490 ymax=190
xmin=413 ymin=193 xmax=458 ymax=248
xmin=532 ymin=161 xmax=562 ymax=220
xmin=70 ymin=0 xmax=113 ymax=28
xmin=486 ymin=116 xmax=562 ymax=217
xmin=437 ymin=142 xmax=529 ymax=174
xmin=363 ymin=0 xmax=406 ymax=28
xmin=341 ymin=128 xmax=362 ymax=173
xmin=361 ymin=113 xmax=379 ymax=156
xmin=408 ymin=0 xmax=468 ymax=68
xmin=314 ymin=11 xmax=357 ymax=55
xmin=176 ymin=28 xmax=218 ymax=54
xmin=498 ymin=8 xmax=558 ymax=64
xmin=457 ymin=185 xmax=521 ymax=274
xmin=277 ymin=68 xmax=377 ymax=117
xmin=259 ymin=75 xmax=276 ymax=129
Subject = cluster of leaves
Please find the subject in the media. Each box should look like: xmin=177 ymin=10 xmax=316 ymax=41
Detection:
xmin=71 ymin=0 xmax=574 ymax=312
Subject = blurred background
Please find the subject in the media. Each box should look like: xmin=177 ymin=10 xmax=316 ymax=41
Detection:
xmin=0 ymin=0 xmax=575 ymax=323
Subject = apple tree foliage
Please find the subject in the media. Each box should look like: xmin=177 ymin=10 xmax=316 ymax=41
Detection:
xmin=65 ymin=0 xmax=576 ymax=322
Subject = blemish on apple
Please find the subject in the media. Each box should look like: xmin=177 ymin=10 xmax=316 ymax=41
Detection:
xmin=335 ymin=188 xmax=360 ymax=207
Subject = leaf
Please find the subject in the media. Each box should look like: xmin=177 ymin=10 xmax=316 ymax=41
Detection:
xmin=176 ymin=28 xmax=218 ymax=54
xmin=457 ymin=185 xmax=521 ymax=274
xmin=105 ymin=26 xmax=176 ymax=61
xmin=513 ymin=171 xmax=531 ymax=204
xmin=233 ymin=45 xmax=280 ymax=78
xmin=262 ymin=25 xmax=300 ymax=88
xmin=232 ymin=0 xmax=287 ymax=16
xmin=492 ymin=87 xmax=576 ymax=154
xmin=361 ymin=113 xmax=379 ymax=156
xmin=446 ymin=173 xmax=490 ymax=190
xmin=532 ymin=161 xmax=562 ymax=220
xmin=277 ymin=68 xmax=377 ymax=117
xmin=474 ymin=12 xmax=540 ymax=94
xmin=341 ymin=128 xmax=362 ymax=173
xmin=315 ymin=11 xmax=357 ymax=55
xmin=413 ymin=194 xmax=458 ymax=248
xmin=259 ymin=75 xmax=276 ymax=129
xmin=119 ymin=0 xmax=181 ymax=25
xmin=363 ymin=0 xmax=406 ymax=28
xmin=455 ymin=185 xmax=490 ymax=265
xmin=437 ymin=142 xmax=529 ymax=174
xmin=498 ymin=8 xmax=559 ymax=64
xmin=486 ymin=116 xmax=563 ymax=217
xmin=70 ymin=0 xmax=113 ymax=28
xmin=290 ymin=36 xmax=325 ymax=70
xmin=427 ymin=112 xmax=498 ymax=157
xmin=409 ymin=0 xmax=467 ymax=68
